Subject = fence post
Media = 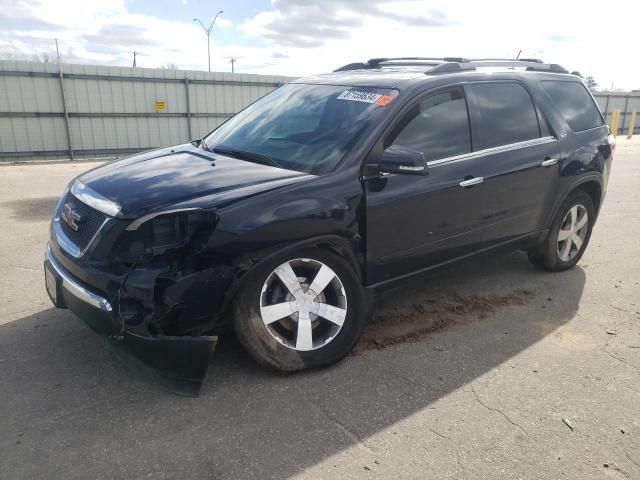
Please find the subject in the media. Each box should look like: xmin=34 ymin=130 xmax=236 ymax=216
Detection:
xmin=55 ymin=40 xmax=74 ymax=160
xmin=621 ymin=95 xmax=630 ymax=133
xmin=628 ymin=110 xmax=637 ymax=139
xmin=184 ymin=77 xmax=192 ymax=141
xmin=610 ymin=109 xmax=621 ymax=137
xmin=603 ymin=94 xmax=610 ymax=119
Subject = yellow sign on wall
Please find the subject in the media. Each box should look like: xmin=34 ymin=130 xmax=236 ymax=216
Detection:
xmin=154 ymin=101 xmax=166 ymax=111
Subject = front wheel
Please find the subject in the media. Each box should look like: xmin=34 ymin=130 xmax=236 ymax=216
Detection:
xmin=527 ymin=190 xmax=595 ymax=271
xmin=232 ymin=248 xmax=367 ymax=371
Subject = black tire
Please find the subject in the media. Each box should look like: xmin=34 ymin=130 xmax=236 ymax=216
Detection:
xmin=527 ymin=190 xmax=595 ymax=271
xmin=231 ymin=247 xmax=367 ymax=371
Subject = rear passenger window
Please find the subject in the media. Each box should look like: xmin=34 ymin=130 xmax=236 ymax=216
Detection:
xmin=468 ymin=82 xmax=541 ymax=150
xmin=542 ymin=81 xmax=604 ymax=132
xmin=390 ymin=89 xmax=471 ymax=161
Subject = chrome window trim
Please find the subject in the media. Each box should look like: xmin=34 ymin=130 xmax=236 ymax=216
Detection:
xmin=426 ymin=136 xmax=557 ymax=168
xmin=46 ymin=243 xmax=113 ymax=312
xmin=53 ymin=217 xmax=111 ymax=258
xmin=71 ymin=179 xmax=121 ymax=217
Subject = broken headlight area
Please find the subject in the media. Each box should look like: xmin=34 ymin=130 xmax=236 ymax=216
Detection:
xmin=111 ymin=210 xmax=217 ymax=263
xmin=108 ymin=210 xmax=234 ymax=337
xmin=96 ymin=210 xmax=234 ymax=394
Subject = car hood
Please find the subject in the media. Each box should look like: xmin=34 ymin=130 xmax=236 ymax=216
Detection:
xmin=78 ymin=144 xmax=313 ymax=217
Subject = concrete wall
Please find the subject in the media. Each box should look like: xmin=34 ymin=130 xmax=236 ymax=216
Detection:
xmin=0 ymin=60 xmax=293 ymax=161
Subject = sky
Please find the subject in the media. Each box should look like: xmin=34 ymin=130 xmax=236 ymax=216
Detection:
xmin=0 ymin=0 xmax=638 ymax=90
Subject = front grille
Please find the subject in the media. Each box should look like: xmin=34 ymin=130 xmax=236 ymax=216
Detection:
xmin=59 ymin=192 xmax=108 ymax=251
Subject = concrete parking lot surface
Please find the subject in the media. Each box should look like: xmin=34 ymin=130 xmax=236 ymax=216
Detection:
xmin=1 ymin=140 xmax=639 ymax=479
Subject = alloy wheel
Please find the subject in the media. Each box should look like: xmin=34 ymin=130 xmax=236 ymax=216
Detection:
xmin=557 ymin=204 xmax=589 ymax=262
xmin=259 ymin=258 xmax=347 ymax=351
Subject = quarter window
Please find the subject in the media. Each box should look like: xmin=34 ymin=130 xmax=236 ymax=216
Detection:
xmin=542 ymin=80 xmax=604 ymax=132
xmin=468 ymin=82 xmax=541 ymax=150
xmin=389 ymin=89 xmax=471 ymax=162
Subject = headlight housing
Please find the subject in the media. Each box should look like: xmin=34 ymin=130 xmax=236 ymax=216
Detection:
xmin=111 ymin=210 xmax=217 ymax=263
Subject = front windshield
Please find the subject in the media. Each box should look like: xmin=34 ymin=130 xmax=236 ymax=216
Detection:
xmin=203 ymin=83 xmax=398 ymax=174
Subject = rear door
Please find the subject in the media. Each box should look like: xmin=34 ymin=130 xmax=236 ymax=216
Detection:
xmin=364 ymin=87 xmax=486 ymax=284
xmin=465 ymin=81 xmax=560 ymax=245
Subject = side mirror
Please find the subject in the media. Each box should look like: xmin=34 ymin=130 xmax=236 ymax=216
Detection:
xmin=379 ymin=145 xmax=428 ymax=175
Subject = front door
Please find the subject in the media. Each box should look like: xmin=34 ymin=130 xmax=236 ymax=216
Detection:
xmin=365 ymin=87 xmax=486 ymax=284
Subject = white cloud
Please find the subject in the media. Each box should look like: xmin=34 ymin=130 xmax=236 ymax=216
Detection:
xmin=0 ymin=0 xmax=638 ymax=90
xmin=216 ymin=17 xmax=233 ymax=29
xmin=238 ymin=0 xmax=640 ymax=90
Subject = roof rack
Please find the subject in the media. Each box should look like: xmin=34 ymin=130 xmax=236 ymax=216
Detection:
xmin=469 ymin=58 xmax=543 ymax=63
xmin=334 ymin=57 xmax=469 ymax=72
xmin=462 ymin=60 xmax=569 ymax=73
xmin=334 ymin=57 xmax=569 ymax=75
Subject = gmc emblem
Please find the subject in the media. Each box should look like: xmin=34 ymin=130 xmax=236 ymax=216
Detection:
xmin=61 ymin=203 xmax=82 ymax=231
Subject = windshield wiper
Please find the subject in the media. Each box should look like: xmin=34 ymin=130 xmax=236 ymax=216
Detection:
xmin=212 ymin=146 xmax=283 ymax=169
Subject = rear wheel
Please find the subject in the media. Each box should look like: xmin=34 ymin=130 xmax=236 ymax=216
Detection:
xmin=527 ymin=191 xmax=595 ymax=271
xmin=232 ymin=248 xmax=366 ymax=371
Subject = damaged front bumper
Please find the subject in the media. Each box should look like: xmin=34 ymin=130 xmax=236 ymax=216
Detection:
xmin=44 ymin=243 xmax=217 ymax=395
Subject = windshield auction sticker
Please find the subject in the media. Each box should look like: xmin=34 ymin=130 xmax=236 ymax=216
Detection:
xmin=337 ymin=90 xmax=383 ymax=103
xmin=337 ymin=90 xmax=395 ymax=106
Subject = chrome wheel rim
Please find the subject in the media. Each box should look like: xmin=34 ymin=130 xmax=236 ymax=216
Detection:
xmin=557 ymin=204 xmax=588 ymax=262
xmin=259 ymin=258 xmax=347 ymax=351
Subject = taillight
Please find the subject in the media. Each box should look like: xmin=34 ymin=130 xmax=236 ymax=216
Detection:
xmin=607 ymin=133 xmax=616 ymax=158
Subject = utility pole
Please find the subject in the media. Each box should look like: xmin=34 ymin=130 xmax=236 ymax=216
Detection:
xmin=230 ymin=57 xmax=236 ymax=73
xmin=193 ymin=10 xmax=224 ymax=72
xmin=131 ymin=51 xmax=140 ymax=68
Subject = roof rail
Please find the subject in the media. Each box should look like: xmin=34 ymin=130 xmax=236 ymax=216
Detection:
xmin=334 ymin=57 xmax=469 ymax=72
xmin=428 ymin=60 xmax=569 ymax=75
xmin=469 ymin=60 xmax=568 ymax=73
xmin=334 ymin=57 xmax=569 ymax=74
xmin=469 ymin=58 xmax=543 ymax=63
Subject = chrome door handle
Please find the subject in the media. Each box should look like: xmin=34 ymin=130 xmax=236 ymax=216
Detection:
xmin=541 ymin=158 xmax=558 ymax=167
xmin=459 ymin=177 xmax=483 ymax=187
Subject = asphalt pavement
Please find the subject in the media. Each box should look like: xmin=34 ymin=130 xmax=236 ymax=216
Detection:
xmin=0 ymin=139 xmax=639 ymax=479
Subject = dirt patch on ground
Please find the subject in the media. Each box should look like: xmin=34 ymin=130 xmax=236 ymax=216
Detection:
xmin=354 ymin=289 xmax=534 ymax=354
xmin=2 ymin=196 xmax=58 ymax=222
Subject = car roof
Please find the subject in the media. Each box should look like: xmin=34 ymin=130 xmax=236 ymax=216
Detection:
xmin=292 ymin=68 xmax=427 ymax=89
xmin=292 ymin=59 xmax=578 ymax=90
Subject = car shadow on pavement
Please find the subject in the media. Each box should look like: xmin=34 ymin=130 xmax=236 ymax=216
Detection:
xmin=0 ymin=251 xmax=586 ymax=480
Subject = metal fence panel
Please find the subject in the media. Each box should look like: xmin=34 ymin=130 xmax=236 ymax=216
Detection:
xmin=594 ymin=92 xmax=640 ymax=134
xmin=1 ymin=60 xmax=638 ymax=161
xmin=0 ymin=116 xmax=68 ymax=152
xmin=0 ymin=60 xmax=291 ymax=161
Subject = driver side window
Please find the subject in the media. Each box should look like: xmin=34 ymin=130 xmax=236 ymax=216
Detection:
xmin=389 ymin=88 xmax=472 ymax=162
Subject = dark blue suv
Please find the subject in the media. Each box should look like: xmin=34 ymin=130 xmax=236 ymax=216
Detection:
xmin=44 ymin=58 xmax=614 ymax=390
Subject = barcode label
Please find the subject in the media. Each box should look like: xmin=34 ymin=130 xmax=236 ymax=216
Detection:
xmin=337 ymin=90 xmax=383 ymax=103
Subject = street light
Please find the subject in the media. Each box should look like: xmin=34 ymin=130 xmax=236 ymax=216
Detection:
xmin=193 ymin=10 xmax=224 ymax=73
